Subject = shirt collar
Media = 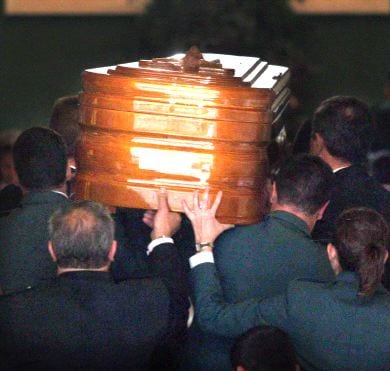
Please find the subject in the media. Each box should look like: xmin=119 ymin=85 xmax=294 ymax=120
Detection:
xmin=51 ymin=190 xmax=69 ymax=198
xmin=333 ymin=165 xmax=350 ymax=173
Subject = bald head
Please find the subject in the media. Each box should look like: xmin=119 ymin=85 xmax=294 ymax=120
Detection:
xmin=48 ymin=201 xmax=114 ymax=270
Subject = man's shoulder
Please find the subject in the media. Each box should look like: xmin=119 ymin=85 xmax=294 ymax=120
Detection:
xmin=335 ymin=166 xmax=387 ymax=195
xmin=287 ymin=277 xmax=331 ymax=293
xmin=0 ymin=280 xmax=56 ymax=311
xmin=0 ymin=274 xmax=172 ymax=369
xmin=214 ymin=223 xmax=262 ymax=257
xmin=0 ymin=191 xmax=70 ymax=231
xmin=0 ymin=274 xmax=170 ymax=310
xmin=213 ymin=214 xmax=325 ymax=277
xmin=116 ymin=275 xmax=168 ymax=294
xmin=281 ymin=278 xmax=335 ymax=312
xmin=217 ymin=223 xmax=261 ymax=244
xmin=98 ymin=275 xmax=171 ymax=309
xmin=332 ymin=166 xmax=390 ymax=213
xmin=286 ymin=276 xmax=390 ymax=314
xmin=215 ymin=213 xmax=314 ymax=253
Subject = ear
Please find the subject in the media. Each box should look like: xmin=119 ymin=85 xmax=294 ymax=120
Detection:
xmin=108 ymin=240 xmax=117 ymax=262
xmin=48 ymin=241 xmax=57 ymax=262
xmin=316 ymin=201 xmax=329 ymax=221
xmin=310 ymin=133 xmax=325 ymax=156
xmin=384 ymin=250 xmax=389 ymax=264
xmin=270 ymin=181 xmax=278 ymax=204
xmin=66 ymin=157 xmax=76 ymax=182
xmin=327 ymin=243 xmax=342 ymax=274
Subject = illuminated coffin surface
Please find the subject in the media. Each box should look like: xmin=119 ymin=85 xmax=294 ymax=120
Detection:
xmin=74 ymin=49 xmax=290 ymax=224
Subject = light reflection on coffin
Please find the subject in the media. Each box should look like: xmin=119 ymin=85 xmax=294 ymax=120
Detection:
xmin=73 ymin=49 xmax=290 ymax=224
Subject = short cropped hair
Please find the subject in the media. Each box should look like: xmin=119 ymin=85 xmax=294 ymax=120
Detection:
xmin=334 ymin=207 xmax=389 ymax=296
xmin=311 ymin=96 xmax=373 ymax=163
xmin=13 ymin=127 xmax=67 ymax=191
xmin=48 ymin=201 xmax=114 ymax=269
xmin=49 ymin=95 xmax=81 ymax=157
xmin=275 ymin=154 xmax=334 ymax=215
xmin=231 ymin=326 xmax=297 ymax=371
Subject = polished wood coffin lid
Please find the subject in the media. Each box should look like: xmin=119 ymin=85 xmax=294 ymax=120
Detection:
xmin=74 ymin=48 xmax=290 ymax=224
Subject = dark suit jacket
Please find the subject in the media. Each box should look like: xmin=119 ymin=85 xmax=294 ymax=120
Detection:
xmin=0 ymin=191 xmax=70 ymax=294
xmin=111 ymin=208 xmax=195 ymax=282
xmin=183 ymin=211 xmax=334 ymax=371
xmin=312 ymin=165 xmax=390 ymax=243
xmin=0 ymin=184 xmax=22 ymax=217
xmin=191 ymin=265 xmax=390 ymax=371
xmin=0 ymin=242 xmax=189 ymax=370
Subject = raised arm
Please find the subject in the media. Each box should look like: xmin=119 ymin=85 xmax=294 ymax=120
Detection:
xmin=148 ymin=187 xmax=189 ymax=305
xmin=147 ymin=188 xmax=190 ymax=367
xmin=184 ymin=189 xmax=288 ymax=338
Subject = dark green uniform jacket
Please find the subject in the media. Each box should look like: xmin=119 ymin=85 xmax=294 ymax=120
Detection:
xmin=192 ymin=264 xmax=390 ymax=371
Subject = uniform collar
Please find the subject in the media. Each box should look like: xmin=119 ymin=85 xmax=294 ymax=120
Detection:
xmin=268 ymin=210 xmax=311 ymax=237
xmin=335 ymin=271 xmax=388 ymax=295
xmin=21 ymin=190 xmax=69 ymax=207
xmin=51 ymin=190 xmax=69 ymax=198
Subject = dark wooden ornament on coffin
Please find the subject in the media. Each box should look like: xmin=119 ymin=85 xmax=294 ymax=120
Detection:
xmin=74 ymin=47 xmax=290 ymax=224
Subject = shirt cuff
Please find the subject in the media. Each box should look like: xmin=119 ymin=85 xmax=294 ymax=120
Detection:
xmin=189 ymin=251 xmax=215 ymax=269
xmin=147 ymin=237 xmax=174 ymax=255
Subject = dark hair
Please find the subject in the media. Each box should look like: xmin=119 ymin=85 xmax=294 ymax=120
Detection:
xmin=49 ymin=95 xmax=81 ymax=157
xmin=13 ymin=127 xmax=67 ymax=191
xmin=275 ymin=154 xmax=334 ymax=215
xmin=231 ymin=326 xmax=297 ymax=371
xmin=335 ymin=207 xmax=389 ymax=296
xmin=292 ymin=119 xmax=312 ymax=155
xmin=48 ymin=200 xmax=114 ymax=269
xmin=311 ymin=96 xmax=373 ymax=163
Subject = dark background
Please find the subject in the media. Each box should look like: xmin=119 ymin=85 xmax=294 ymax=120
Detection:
xmin=1 ymin=0 xmax=389 ymax=131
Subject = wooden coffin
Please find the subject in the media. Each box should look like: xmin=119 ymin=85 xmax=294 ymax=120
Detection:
xmin=74 ymin=48 xmax=290 ymax=224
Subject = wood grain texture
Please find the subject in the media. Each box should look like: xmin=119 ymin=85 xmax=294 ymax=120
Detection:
xmin=74 ymin=52 xmax=289 ymax=224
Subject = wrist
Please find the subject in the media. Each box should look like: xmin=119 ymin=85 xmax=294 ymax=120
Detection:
xmin=152 ymin=234 xmax=170 ymax=240
xmin=151 ymin=230 xmax=171 ymax=240
xmin=147 ymin=236 xmax=174 ymax=255
xmin=195 ymin=241 xmax=214 ymax=252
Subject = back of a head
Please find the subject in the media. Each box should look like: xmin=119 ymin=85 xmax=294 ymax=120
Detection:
xmin=335 ymin=207 xmax=389 ymax=296
xmin=275 ymin=154 xmax=334 ymax=216
xmin=231 ymin=326 xmax=297 ymax=371
xmin=49 ymin=95 xmax=81 ymax=157
xmin=311 ymin=96 xmax=373 ymax=163
xmin=48 ymin=200 xmax=114 ymax=269
xmin=13 ymin=127 xmax=67 ymax=191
